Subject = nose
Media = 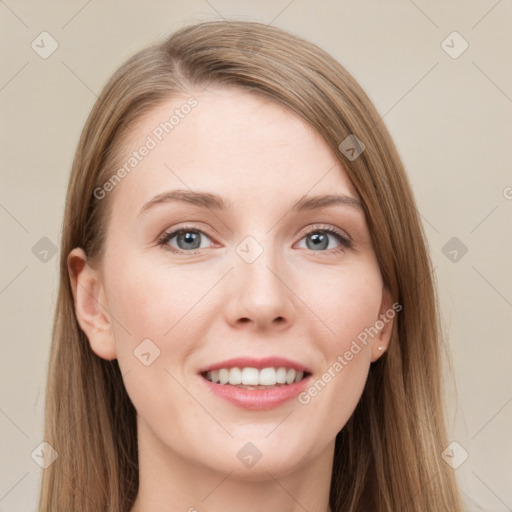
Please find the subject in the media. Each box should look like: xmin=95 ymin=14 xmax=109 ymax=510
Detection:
xmin=223 ymin=246 xmax=296 ymax=332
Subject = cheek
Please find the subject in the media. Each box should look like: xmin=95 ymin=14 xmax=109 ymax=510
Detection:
xmin=104 ymin=252 xmax=204 ymax=340
xmin=104 ymin=258 xmax=206 ymax=437
xmin=104 ymin=254 xmax=219 ymax=390
xmin=294 ymin=262 xmax=382 ymax=428
xmin=298 ymin=259 xmax=383 ymax=346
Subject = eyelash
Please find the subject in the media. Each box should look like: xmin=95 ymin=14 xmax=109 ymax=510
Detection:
xmin=157 ymin=224 xmax=353 ymax=255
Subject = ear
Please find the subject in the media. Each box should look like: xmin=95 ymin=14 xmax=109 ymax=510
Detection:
xmin=370 ymin=287 xmax=396 ymax=362
xmin=67 ymin=248 xmax=117 ymax=360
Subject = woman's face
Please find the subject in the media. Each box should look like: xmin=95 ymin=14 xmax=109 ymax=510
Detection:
xmin=73 ymin=86 xmax=393 ymax=478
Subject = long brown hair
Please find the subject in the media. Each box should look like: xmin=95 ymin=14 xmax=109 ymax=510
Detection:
xmin=39 ymin=20 xmax=466 ymax=511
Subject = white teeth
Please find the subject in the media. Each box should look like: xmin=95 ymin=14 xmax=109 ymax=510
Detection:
xmin=241 ymin=367 xmax=259 ymax=385
xmin=259 ymin=367 xmax=276 ymax=385
xmin=228 ymin=367 xmax=242 ymax=385
xmin=218 ymin=368 xmax=229 ymax=385
xmin=276 ymin=367 xmax=287 ymax=384
xmin=204 ymin=366 xmax=307 ymax=386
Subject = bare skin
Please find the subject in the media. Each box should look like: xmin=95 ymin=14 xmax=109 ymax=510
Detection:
xmin=68 ymin=86 xmax=392 ymax=512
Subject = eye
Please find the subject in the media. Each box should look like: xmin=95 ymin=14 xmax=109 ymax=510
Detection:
xmin=157 ymin=223 xmax=352 ymax=255
xmin=296 ymin=225 xmax=352 ymax=253
xmin=158 ymin=226 xmax=214 ymax=253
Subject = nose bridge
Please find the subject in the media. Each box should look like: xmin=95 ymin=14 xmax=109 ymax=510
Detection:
xmin=227 ymin=234 xmax=294 ymax=327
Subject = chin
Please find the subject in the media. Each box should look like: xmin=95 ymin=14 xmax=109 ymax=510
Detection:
xmin=199 ymin=440 xmax=313 ymax=481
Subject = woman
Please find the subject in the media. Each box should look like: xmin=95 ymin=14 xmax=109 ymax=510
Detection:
xmin=38 ymin=20 xmax=467 ymax=511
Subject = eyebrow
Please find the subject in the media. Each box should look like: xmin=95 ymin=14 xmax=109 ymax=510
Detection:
xmin=290 ymin=193 xmax=362 ymax=212
xmin=138 ymin=190 xmax=230 ymax=215
xmin=138 ymin=189 xmax=363 ymax=216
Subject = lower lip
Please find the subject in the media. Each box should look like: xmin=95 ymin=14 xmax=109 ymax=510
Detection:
xmin=200 ymin=375 xmax=311 ymax=410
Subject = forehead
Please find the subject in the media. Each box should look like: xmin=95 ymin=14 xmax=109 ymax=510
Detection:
xmin=109 ymin=86 xmax=358 ymax=216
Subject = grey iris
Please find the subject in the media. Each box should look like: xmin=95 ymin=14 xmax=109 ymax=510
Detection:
xmin=177 ymin=231 xmax=201 ymax=250
xmin=307 ymin=232 xmax=328 ymax=250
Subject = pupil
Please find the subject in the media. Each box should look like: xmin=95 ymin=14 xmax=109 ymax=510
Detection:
xmin=178 ymin=231 xmax=200 ymax=250
xmin=307 ymin=232 xmax=328 ymax=250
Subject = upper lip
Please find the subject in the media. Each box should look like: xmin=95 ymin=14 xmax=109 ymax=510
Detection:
xmin=198 ymin=356 xmax=311 ymax=374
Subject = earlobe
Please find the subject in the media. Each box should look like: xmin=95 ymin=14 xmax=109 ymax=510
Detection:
xmin=67 ymin=248 xmax=117 ymax=361
xmin=371 ymin=287 xmax=395 ymax=362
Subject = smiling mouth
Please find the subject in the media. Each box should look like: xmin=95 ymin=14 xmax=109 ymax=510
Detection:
xmin=201 ymin=366 xmax=310 ymax=390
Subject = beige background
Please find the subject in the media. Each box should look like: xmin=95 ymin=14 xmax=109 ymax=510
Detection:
xmin=1 ymin=1 xmax=511 ymax=510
